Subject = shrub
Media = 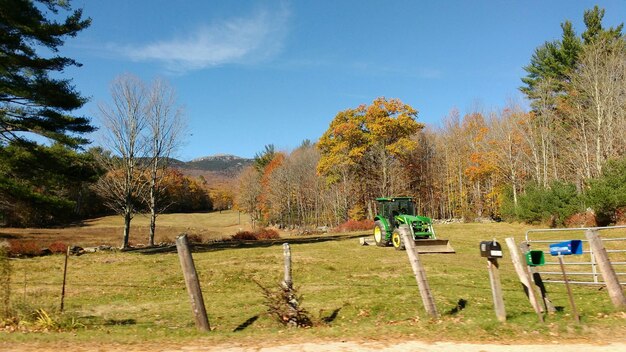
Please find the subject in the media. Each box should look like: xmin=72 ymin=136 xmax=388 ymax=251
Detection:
xmin=585 ymin=156 xmax=626 ymax=226
xmin=232 ymin=231 xmax=257 ymax=241
xmin=7 ymin=240 xmax=42 ymax=257
xmin=564 ymin=211 xmax=597 ymax=228
xmin=255 ymin=228 xmax=280 ymax=240
xmin=231 ymin=228 xmax=280 ymax=241
xmin=616 ymin=207 xmax=626 ymax=225
xmin=185 ymin=234 xmax=204 ymax=244
xmin=48 ymin=242 xmax=68 ymax=254
xmin=502 ymin=181 xmax=581 ymax=227
xmin=253 ymin=278 xmax=312 ymax=328
xmin=334 ymin=219 xmax=374 ymax=232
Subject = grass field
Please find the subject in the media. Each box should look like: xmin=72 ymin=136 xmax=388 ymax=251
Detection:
xmin=1 ymin=212 xmax=625 ymax=346
xmin=0 ymin=210 xmax=251 ymax=248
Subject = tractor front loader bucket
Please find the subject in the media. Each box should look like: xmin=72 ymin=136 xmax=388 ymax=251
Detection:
xmin=413 ymin=239 xmax=455 ymax=254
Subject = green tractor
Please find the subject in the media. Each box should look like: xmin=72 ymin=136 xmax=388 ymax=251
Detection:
xmin=373 ymin=197 xmax=455 ymax=253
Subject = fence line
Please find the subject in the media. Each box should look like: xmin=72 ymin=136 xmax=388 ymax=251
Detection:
xmin=525 ymin=226 xmax=626 ymax=286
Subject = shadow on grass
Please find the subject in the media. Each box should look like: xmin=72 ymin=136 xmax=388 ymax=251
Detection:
xmin=321 ymin=308 xmax=341 ymax=324
xmin=233 ymin=315 xmax=259 ymax=332
xmin=446 ymin=298 xmax=467 ymax=315
xmin=0 ymin=232 xmax=18 ymax=240
xmin=105 ymin=318 xmax=136 ymax=326
xmin=133 ymin=233 xmax=368 ymax=255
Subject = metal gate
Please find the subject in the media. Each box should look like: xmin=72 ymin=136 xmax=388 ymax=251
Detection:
xmin=524 ymin=226 xmax=626 ymax=285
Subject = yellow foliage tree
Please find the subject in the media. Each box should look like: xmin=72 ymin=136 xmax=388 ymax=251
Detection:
xmin=317 ymin=97 xmax=424 ymax=217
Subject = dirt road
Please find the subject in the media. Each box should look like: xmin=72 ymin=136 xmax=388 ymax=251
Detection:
xmin=3 ymin=341 xmax=626 ymax=352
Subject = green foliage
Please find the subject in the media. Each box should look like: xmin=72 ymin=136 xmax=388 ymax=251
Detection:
xmin=582 ymin=6 xmax=624 ymax=44
xmin=0 ymin=142 xmax=103 ymax=226
xmin=503 ymin=182 xmax=581 ymax=226
xmin=0 ymin=1 xmax=97 ymax=226
xmin=520 ymin=29 xmax=581 ymax=97
xmin=254 ymin=144 xmax=276 ymax=172
xmin=498 ymin=185 xmax=516 ymax=222
xmin=0 ymin=0 xmax=93 ymax=147
xmin=585 ymin=157 xmax=626 ymax=225
xmin=520 ymin=5 xmax=623 ymax=100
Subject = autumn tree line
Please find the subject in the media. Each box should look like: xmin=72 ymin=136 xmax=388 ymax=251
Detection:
xmin=236 ymin=7 xmax=626 ymax=228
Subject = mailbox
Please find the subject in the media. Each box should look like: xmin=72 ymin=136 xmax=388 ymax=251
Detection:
xmin=480 ymin=241 xmax=503 ymax=259
xmin=525 ymin=250 xmax=545 ymax=266
xmin=549 ymin=240 xmax=582 ymax=256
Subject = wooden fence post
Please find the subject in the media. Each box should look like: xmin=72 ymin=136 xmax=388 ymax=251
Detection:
xmin=586 ymin=229 xmax=626 ymax=309
xmin=176 ymin=234 xmax=211 ymax=332
xmin=60 ymin=246 xmax=69 ymax=312
xmin=487 ymin=258 xmax=506 ymax=322
xmin=282 ymin=243 xmax=293 ymax=290
xmin=0 ymin=245 xmax=10 ymax=319
xmin=505 ymin=237 xmax=544 ymax=322
xmin=520 ymin=242 xmax=556 ymax=313
xmin=557 ymin=255 xmax=580 ymax=323
xmin=401 ymin=229 xmax=439 ymax=319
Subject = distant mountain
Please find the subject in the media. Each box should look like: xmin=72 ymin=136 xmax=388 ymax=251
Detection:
xmin=168 ymin=154 xmax=253 ymax=176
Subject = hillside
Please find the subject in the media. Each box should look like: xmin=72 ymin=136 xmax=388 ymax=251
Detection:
xmin=170 ymin=154 xmax=253 ymax=177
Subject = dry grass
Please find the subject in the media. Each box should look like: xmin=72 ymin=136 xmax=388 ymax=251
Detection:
xmin=0 ymin=210 xmax=251 ymax=247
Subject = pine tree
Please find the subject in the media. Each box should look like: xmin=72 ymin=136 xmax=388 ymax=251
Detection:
xmin=520 ymin=6 xmax=623 ymax=100
xmin=0 ymin=0 xmax=94 ymax=226
xmin=0 ymin=0 xmax=93 ymax=145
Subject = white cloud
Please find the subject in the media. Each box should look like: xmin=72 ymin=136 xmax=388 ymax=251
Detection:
xmin=115 ymin=6 xmax=290 ymax=73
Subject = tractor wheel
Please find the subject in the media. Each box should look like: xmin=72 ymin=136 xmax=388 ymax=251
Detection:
xmin=392 ymin=229 xmax=406 ymax=251
xmin=373 ymin=220 xmax=388 ymax=247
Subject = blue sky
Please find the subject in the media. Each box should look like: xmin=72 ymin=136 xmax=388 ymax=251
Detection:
xmin=64 ymin=0 xmax=626 ymax=160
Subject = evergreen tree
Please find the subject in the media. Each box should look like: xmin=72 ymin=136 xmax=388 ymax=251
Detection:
xmin=0 ymin=142 xmax=102 ymax=226
xmin=520 ymin=6 xmax=623 ymax=101
xmin=0 ymin=0 xmax=93 ymax=145
xmin=585 ymin=157 xmax=626 ymax=225
xmin=520 ymin=21 xmax=581 ymax=98
xmin=0 ymin=0 xmax=94 ymax=226
xmin=581 ymin=6 xmax=623 ymax=44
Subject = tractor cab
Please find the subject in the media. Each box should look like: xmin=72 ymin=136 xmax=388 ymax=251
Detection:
xmin=377 ymin=197 xmax=413 ymax=230
xmin=378 ymin=196 xmax=415 ymax=216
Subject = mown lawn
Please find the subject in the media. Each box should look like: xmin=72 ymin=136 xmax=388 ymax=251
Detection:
xmin=1 ymin=217 xmax=625 ymax=346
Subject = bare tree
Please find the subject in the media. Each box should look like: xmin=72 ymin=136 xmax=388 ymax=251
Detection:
xmin=94 ymin=75 xmax=148 ymax=249
xmin=235 ymin=166 xmax=262 ymax=228
xmin=488 ymin=106 xmax=527 ymax=208
xmin=521 ymin=78 xmax=561 ymax=187
xmin=569 ymin=36 xmax=626 ymax=177
xmin=145 ymin=78 xmax=185 ymax=246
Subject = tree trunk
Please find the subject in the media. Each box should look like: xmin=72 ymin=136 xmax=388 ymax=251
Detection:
xmin=149 ymin=207 xmax=156 ymax=247
xmin=512 ymin=176 xmax=518 ymax=209
xmin=122 ymin=209 xmax=131 ymax=249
